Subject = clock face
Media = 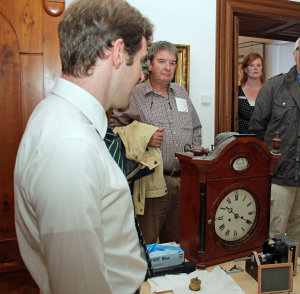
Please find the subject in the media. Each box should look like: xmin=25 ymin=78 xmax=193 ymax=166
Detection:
xmin=214 ymin=189 xmax=257 ymax=242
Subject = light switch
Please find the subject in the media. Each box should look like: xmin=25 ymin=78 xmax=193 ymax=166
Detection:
xmin=201 ymin=94 xmax=211 ymax=104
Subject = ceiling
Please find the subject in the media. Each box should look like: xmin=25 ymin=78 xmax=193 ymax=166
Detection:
xmin=238 ymin=13 xmax=300 ymax=42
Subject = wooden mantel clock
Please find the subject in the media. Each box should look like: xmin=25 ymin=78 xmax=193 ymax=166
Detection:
xmin=175 ymin=133 xmax=281 ymax=269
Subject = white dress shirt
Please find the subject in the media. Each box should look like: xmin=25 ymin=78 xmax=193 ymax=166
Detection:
xmin=14 ymin=78 xmax=146 ymax=294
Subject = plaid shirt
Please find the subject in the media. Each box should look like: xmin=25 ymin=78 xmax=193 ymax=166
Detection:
xmin=110 ymin=79 xmax=202 ymax=172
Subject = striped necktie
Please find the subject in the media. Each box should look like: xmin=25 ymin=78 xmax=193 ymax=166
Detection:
xmin=104 ymin=127 xmax=154 ymax=279
xmin=103 ymin=127 xmax=124 ymax=174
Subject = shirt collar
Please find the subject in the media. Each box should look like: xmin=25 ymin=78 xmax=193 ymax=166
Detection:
xmin=144 ymin=79 xmax=154 ymax=94
xmin=296 ymin=70 xmax=300 ymax=84
xmin=51 ymin=78 xmax=108 ymax=139
xmin=143 ymin=79 xmax=175 ymax=96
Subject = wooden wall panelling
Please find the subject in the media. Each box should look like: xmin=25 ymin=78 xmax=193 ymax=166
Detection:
xmin=43 ymin=1 xmax=64 ymax=97
xmin=0 ymin=0 xmax=56 ymax=292
xmin=0 ymin=12 xmax=22 ymax=241
xmin=15 ymin=0 xmax=42 ymax=54
xmin=0 ymin=1 xmax=14 ymax=26
xmin=0 ymin=9 xmax=37 ymax=294
xmin=0 ymin=239 xmax=24 ymax=272
xmin=20 ymin=1 xmax=65 ymax=131
xmin=20 ymin=54 xmax=44 ymax=131
xmin=0 ymin=0 xmax=64 ymax=292
xmin=0 ymin=270 xmax=39 ymax=294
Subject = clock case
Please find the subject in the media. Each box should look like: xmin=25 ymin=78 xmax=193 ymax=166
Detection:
xmin=176 ymin=134 xmax=280 ymax=269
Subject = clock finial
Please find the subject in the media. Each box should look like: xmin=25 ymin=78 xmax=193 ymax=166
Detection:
xmin=272 ymin=132 xmax=281 ymax=154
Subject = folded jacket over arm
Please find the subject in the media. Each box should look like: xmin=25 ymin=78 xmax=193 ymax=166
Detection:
xmin=113 ymin=120 xmax=167 ymax=215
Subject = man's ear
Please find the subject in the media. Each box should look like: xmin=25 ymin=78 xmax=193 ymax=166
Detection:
xmin=147 ymin=59 xmax=152 ymax=72
xmin=112 ymin=38 xmax=125 ymax=69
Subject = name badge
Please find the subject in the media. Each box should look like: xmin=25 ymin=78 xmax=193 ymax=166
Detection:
xmin=175 ymin=97 xmax=188 ymax=112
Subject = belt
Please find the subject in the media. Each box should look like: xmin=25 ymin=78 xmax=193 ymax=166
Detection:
xmin=164 ymin=170 xmax=181 ymax=177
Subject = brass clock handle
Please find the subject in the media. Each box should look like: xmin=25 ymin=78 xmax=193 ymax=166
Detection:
xmin=189 ymin=277 xmax=201 ymax=291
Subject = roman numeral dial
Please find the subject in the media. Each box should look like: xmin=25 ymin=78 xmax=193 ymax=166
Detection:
xmin=214 ymin=189 xmax=256 ymax=242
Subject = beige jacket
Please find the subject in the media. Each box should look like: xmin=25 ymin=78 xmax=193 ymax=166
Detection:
xmin=113 ymin=120 xmax=167 ymax=215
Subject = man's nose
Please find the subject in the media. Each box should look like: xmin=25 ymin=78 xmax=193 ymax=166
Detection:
xmin=164 ymin=62 xmax=171 ymax=70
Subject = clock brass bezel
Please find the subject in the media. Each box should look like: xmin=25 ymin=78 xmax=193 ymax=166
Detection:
xmin=214 ymin=189 xmax=256 ymax=242
xmin=209 ymin=183 xmax=261 ymax=250
xmin=230 ymin=154 xmax=251 ymax=173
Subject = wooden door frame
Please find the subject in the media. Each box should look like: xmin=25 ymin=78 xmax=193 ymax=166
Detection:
xmin=215 ymin=0 xmax=300 ymax=135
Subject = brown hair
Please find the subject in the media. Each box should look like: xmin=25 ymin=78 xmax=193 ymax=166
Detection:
xmin=147 ymin=41 xmax=178 ymax=64
xmin=240 ymin=53 xmax=265 ymax=87
xmin=58 ymin=0 xmax=153 ymax=77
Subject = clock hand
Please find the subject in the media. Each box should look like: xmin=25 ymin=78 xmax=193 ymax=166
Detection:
xmin=240 ymin=215 xmax=253 ymax=224
xmin=225 ymin=207 xmax=233 ymax=213
xmin=225 ymin=207 xmax=243 ymax=220
xmin=221 ymin=207 xmax=252 ymax=223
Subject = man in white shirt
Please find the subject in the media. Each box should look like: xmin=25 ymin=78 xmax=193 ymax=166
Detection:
xmin=14 ymin=0 xmax=153 ymax=293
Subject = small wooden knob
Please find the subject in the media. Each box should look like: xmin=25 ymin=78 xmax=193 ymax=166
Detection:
xmin=43 ymin=1 xmax=65 ymax=17
xmin=189 ymin=277 xmax=201 ymax=291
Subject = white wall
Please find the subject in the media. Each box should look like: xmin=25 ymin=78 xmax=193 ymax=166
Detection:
xmin=65 ymin=0 xmax=216 ymax=147
xmin=65 ymin=0 xmax=299 ymax=146
xmin=265 ymin=42 xmax=295 ymax=78
xmin=126 ymin=0 xmax=216 ymax=147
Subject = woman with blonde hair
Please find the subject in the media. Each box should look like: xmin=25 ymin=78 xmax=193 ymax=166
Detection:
xmin=238 ymin=52 xmax=265 ymax=133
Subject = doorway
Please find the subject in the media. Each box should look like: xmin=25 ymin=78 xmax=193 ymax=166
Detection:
xmin=215 ymin=0 xmax=300 ymax=135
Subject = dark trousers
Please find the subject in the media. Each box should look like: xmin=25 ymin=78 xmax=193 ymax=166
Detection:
xmin=137 ymin=175 xmax=180 ymax=244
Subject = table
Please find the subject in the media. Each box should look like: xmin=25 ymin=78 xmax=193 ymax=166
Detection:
xmin=141 ymin=258 xmax=300 ymax=294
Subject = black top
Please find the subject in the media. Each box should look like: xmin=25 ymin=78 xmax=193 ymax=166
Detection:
xmin=238 ymin=85 xmax=254 ymax=134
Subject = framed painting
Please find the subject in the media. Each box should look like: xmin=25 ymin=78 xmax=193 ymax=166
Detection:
xmin=174 ymin=44 xmax=190 ymax=93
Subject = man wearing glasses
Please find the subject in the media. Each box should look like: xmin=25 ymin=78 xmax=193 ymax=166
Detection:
xmin=249 ymin=37 xmax=300 ymax=256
